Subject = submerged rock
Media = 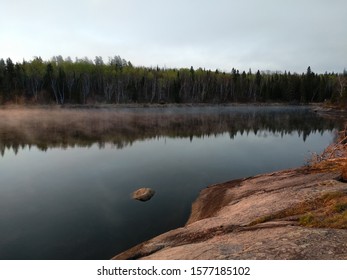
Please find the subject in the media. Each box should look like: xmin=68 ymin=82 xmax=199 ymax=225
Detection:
xmin=132 ymin=188 xmax=155 ymax=202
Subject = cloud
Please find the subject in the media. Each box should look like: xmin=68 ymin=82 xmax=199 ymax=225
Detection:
xmin=0 ymin=0 xmax=346 ymax=72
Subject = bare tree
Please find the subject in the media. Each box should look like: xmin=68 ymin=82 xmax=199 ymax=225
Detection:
xmin=81 ymin=73 xmax=90 ymax=104
xmin=25 ymin=57 xmax=45 ymax=100
xmin=337 ymin=75 xmax=346 ymax=98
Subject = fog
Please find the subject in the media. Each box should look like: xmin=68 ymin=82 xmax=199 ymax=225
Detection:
xmin=0 ymin=106 xmax=342 ymax=156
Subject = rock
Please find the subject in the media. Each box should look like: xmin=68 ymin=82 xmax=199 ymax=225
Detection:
xmin=132 ymin=188 xmax=155 ymax=202
xmin=341 ymin=164 xmax=347 ymax=182
xmin=114 ymin=168 xmax=347 ymax=259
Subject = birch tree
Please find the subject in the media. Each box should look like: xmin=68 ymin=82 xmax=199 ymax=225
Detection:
xmin=24 ymin=57 xmax=45 ymax=100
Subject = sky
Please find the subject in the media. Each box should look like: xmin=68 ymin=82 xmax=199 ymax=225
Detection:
xmin=1 ymin=0 xmax=346 ymax=73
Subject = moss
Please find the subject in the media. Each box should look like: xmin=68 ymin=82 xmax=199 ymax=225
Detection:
xmin=299 ymin=213 xmax=314 ymax=225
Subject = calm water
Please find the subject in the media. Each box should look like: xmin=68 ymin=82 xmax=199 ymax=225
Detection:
xmin=0 ymin=106 xmax=342 ymax=259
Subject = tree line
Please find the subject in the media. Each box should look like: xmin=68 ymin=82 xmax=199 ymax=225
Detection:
xmin=0 ymin=55 xmax=346 ymax=105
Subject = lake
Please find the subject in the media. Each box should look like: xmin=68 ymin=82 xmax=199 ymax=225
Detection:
xmin=0 ymin=105 xmax=342 ymax=259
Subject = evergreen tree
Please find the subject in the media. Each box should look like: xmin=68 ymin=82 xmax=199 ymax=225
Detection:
xmin=0 ymin=56 xmax=345 ymax=105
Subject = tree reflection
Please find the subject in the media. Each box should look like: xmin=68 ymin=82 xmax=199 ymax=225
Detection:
xmin=0 ymin=106 xmax=343 ymax=156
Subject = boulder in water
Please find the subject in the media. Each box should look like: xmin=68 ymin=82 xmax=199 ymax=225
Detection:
xmin=132 ymin=188 xmax=155 ymax=202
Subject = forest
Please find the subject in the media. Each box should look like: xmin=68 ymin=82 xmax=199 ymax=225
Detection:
xmin=0 ymin=55 xmax=346 ymax=105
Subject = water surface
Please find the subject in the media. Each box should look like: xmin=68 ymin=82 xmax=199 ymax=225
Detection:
xmin=0 ymin=106 xmax=342 ymax=259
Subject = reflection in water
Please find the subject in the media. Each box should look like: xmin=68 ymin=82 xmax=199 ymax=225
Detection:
xmin=0 ymin=106 xmax=342 ymax=155
xmin=0 ymin=106 xmax=343 ymax=260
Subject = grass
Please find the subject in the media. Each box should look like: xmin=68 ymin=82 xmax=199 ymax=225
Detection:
xmin=334 ymin=202 xmax=347 ymax=213
xmin=299 ymin=191 xmax=347 ymax=228
xmin=306 ymin=123 xmax=347 ymax=174
xmin=249 ymin=191 xmax=347 ymax=229
xmin=342 ymin=163 xmax=347 ymax=182
xmin=248 ymin=215 xmax=274 ymax=226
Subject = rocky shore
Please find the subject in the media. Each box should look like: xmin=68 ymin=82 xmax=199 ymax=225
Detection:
xmin=113 ymin=167 xmax=346 ymax=260
xmin=112 ymin=127 xmax=347 ymax=259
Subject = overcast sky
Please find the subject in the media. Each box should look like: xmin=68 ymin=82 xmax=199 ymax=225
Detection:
xmin=1 ymin=0 xmax=346 ymax=73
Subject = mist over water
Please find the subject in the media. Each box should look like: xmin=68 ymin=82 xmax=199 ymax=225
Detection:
xmin=0 ymin=105 xmax=341 ymax=155
xmin=0 ymin=106 xmax=342 ymax=259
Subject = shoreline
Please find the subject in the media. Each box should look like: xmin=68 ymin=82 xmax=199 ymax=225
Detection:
xmin=0 ymin=102 xmax=323 ymax=110
xmin=113 ymin=166 xmax=347 ymax=260
xmin=112 ymin=114 xmax=347 ymax=260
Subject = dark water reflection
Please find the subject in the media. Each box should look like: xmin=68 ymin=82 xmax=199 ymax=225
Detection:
xmin=0 ymin=106 xmax=342 ymax=155
xmin=0 ymin=106 xmax=343 ymax=259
